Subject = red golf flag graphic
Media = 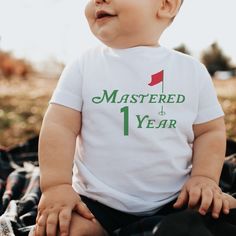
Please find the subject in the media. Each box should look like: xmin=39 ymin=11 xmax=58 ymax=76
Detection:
xmin=148 ymin=70 xmax=164 ymax=86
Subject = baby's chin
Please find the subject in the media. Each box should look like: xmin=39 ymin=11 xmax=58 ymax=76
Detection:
xmin=97 ymin=40 xmax=129 ymax=49
xmin=97 ymin=38 xmax=152 ymax=49
xmin=96 ymin=33 xmax=159 ymax=49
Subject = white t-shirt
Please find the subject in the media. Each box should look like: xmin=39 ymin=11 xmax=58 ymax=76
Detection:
xmin=50 ymin=45 xmax=224 ymax=215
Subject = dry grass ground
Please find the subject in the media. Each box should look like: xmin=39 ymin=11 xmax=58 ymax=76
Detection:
xmin=0 ymin=75 xmax=57 ymax=148
xmin=213 ymin=78 xmax=236 ymax=141
xmin=0 ymin=76 xmax=235 ymax=148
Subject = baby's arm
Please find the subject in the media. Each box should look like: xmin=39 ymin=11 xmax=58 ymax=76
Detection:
xmin=35 ymin=104 xmax=94 ymax=236
xmin=174 ymin=117 xmax=228 ymax=218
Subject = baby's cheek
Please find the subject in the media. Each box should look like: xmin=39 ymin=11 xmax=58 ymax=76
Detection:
xmin=84 ymin=1 xmax=94 ymax=21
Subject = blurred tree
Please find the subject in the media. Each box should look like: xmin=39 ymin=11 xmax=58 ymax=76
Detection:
xmin=174 ymin=44 xmax=191 ymax=55
xmin=201 ymin=42 xmax=233 ymax=76
xmin=0 ymin=50 xmax=33 ymax=79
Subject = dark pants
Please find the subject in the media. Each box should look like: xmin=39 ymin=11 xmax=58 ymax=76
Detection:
xmin=80 ymin=195 xmax=183 ymax=235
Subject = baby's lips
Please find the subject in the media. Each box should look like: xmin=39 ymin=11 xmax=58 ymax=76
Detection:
xmin=95 ymin=10 xmax=116 ymax=19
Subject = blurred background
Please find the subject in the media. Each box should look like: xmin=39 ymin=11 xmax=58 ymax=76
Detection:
xmin=0 ymin=0 xmax=236 ymax=147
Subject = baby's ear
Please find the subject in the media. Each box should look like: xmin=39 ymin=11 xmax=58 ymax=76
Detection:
xmin=157 ymin=0 xmax=182 ymax=20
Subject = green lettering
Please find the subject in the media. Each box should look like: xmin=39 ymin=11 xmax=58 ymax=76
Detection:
xmin=177 ymin=94 xmax=185 ymax=103
xmin=156 ymin=120 xmax=167 ymax=128
xmin=167 ymin=94 xmax=176 ymax=103
xmin=159 ymin=94 xmax=167 ymax=103
xmin=168 ymin=120 xmax=177 ymax=128
xmin=138 ymin=94 xmax=149 ymax=103
xmin=149 ymin=94 xmax=158 ymax=103
xmin=136 ymin=115 xmax=149 ymax=128
xmin=120 ymin=106 xmax=129 ymax=135
xmin=117 ymin=94 xmax=130 ymax=103
xmin=92 ymin=90 xmax=118 ymax=104
xmin=130 ymin=94 xmax=138 ymax=103
xmin=147 ymin=119 xmax=155 ymax=128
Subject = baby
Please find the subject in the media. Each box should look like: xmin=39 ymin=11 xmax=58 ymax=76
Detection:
xmin=34 ymin=0 xmax=234 ymax=235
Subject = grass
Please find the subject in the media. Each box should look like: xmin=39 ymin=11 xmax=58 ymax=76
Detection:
xmin=0 ymin=76 xmax=235 ymax=148
xmin=0 ymin=75 xmax=57 ymax=148
xmin=213 ymin=78 xmax=236 ymax=141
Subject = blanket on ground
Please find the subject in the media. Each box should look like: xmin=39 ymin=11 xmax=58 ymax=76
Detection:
xmin=0 ymin=137 xmax=236 ymax=236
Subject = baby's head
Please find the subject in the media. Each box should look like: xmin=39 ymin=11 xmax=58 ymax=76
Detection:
xmin=85 ymin=0 xmax=183 ymax=48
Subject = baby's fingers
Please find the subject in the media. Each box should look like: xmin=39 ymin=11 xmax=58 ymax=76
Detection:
xmin=211 ymin=192 xmax=222 ymax=218
xmin=222 ymin=197 xmax=230 ymax=215
xmin=199 ymin=188 xmax=213 ymax=215
xmin=75 ymin=201 xmax=95 ymax=219
xmin=46 ymin=212 xmax=59 ymax=236
xmin=188 ymin=186 xmax=201 ymax=209
xmin=173 ymin=188 xmax=188 ymax=208
xmin=35 ymin=213 xmax=47 ymax=236
xmin=59 ymin=208 xmax=72 ymax=236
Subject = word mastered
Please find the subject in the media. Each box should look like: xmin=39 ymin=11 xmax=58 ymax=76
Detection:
xmin=92 ymin=90 xmax=185 ymax=104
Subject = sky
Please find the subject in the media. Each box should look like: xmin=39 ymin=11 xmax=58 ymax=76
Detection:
xmin=0 ymin=0 xmax=236 ymax=64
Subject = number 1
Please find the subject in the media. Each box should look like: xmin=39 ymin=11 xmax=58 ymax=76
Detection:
xmin=120 ymin=106 xmax=129 ymax=136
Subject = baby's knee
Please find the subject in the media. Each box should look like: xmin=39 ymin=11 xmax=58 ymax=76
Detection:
xmin=69 ymin=212 xmax=108 ymax=236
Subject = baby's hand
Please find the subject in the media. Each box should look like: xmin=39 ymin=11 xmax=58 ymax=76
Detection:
xmin=223 ymin=193 xmax=236 ymax=209
xmin=34 ymin=184 xmax=94 ymax=236
xmin=173 ymin=176 xmax=230 ymax=218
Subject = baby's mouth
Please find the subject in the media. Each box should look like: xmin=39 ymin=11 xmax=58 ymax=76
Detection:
xmin=95 ymin=10 xmax=116 ymax=20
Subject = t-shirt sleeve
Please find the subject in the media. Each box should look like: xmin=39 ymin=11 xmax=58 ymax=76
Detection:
xmin=193 ymin=64 xmax=224 ymax=124
xmin=49 ymin=58 xmax=83 ymax=111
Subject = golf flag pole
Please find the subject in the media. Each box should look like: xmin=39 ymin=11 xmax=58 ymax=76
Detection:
xmin=148 ymin=70 xmax=166 ymax=116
